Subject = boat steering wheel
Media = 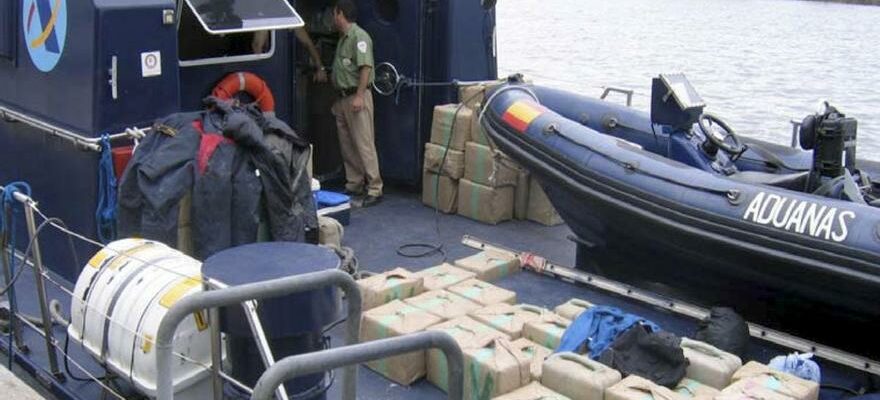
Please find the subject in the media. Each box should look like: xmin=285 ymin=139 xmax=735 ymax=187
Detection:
xmin=698 ymin=113 xmax=746 ymax=156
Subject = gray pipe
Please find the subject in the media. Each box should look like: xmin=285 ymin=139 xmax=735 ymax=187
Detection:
xmin=251 ymin=331 xmax=464 ymax=400
xmin=155 ymin=269 xmax=361 ymax=400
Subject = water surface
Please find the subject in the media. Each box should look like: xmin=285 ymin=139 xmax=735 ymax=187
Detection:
xmin=498 ymin=0 xmax=880 ymax=159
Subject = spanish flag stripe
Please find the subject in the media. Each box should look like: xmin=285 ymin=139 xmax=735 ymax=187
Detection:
xmin=502 ymin=101 xmax=543 ymax=133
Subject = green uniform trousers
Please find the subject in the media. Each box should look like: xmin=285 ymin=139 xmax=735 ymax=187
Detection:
xmin=331 ymin=90 xmax=383 ymax=197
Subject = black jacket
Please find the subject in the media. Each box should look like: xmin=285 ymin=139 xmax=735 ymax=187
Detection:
xmin=118 ymin=99 xmax=317 ymax=259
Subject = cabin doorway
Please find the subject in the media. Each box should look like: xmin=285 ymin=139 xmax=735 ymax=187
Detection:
xmin=292 ymin=0 xmax=345 ymax=183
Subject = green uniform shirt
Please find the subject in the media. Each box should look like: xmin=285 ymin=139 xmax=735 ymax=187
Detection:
xmin=332 ymin=23 xmax=375 ymax=90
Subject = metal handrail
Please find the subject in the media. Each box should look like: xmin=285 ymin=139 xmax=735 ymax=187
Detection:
xmin=155 ymin=270 xmax=362 ymax=400
xmin=251 ymin=331 xmax=465 ymax=400
xmin=600 ymin=87 xmax=634 ymax=107
xmin=0 ymin=105 xmax=147 ymax=152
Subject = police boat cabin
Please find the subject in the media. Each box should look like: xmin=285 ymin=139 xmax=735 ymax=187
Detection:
xmin=0 ymin=0 xmax=498 ymax=278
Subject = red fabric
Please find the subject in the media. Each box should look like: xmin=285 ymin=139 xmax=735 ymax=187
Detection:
xmin=111 ymin=145 xmax=134 ymax=181
xmin=193 ymin=120 xmax=232 ymax=175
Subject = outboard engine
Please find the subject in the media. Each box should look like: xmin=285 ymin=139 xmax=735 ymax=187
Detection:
xmin=799 ymin=103 xmax=858 ymax=192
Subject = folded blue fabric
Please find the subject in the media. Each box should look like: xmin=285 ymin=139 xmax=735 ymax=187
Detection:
xmin=769 ymin=352 xmax=821 ymax=383
xmin=555 ymin=305 xmax=660 ymax=358
xmin=314 ymin=190 xmax=350 ymax=208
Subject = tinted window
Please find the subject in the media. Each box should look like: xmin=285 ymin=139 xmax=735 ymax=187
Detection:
xmin=185 ymin=0 xmax=304 ymax=33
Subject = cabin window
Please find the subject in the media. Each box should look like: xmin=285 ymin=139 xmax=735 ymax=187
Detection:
xmin=178 ymin=0 xmax=304 ymax=66
xmin=0 ymin=0 xmax=15 ymax=60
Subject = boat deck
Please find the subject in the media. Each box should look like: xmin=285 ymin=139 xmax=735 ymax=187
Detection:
xmin=1 ymin=188 xmax=875 ymax=399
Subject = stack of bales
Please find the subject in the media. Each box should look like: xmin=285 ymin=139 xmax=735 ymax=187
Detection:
xmin=423 ymin=82 xmax=563 ymax=226
xmin=354 ymin=252 xmax=821 ymax=400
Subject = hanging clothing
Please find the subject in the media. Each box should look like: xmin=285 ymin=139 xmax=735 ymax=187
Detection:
xmin=118 ymin=98 xmax=317 ymax=259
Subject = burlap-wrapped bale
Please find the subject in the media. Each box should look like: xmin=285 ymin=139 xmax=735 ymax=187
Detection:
xmin=448 ymin=279 xmax=517 ymax=306
xmin=511 ymin=338 xmax=552 ymax=381
xmin=464 ymin=142 xmax=520 ymax=187
xmin=457 ymin=178 xmax=515 ymax=225
xmin=357 ymin=267 xmax=424 ymax=310
xmin=725 ymin=361 xmax=819 ymax=400
xmin=422 ymin=171 xmax=459 ymax=213
xmin=464 ymin=337 xmax=532 ymax=400
xmin=527 ymin=178 xmax=564 ymax=226
xmin=605 ymin=375 xmax=687 ymax=400
xmin=471 ymin=303 xmax=548 ymax=339
xmin=426 ymin=316 xmax=509 ymax=392
xmin=424 ymin=142 xmax=465 ymax=179
xmin=513 ymin=170 xmax=530 ymax=220
xmin=454 ymin=251 xmax=521 ymax=282
xmin=430 ymin=104 xmax=472 ymax=151
xmin=404 ymin=289 xmax=481 ymax=320
xmin=415 ymin=263 xmax=476 ymax=291
xmin=680 ymin=337 xmax=742 ymax=389
xmin=491 ymin=382 xmax=571 ymax=400
xmin=522 ymin=313 xmax=570 ymax=350
xmin=553 ymin=298 xmax=594 ymax=321
xmin=359 ymin=300 xmax=444 ymax=385
xmin=470 ymin=111 xmax=493 ymax=147
xmin=459 ymin=82 xmax=499 ymax=110
xmin=541 ymin=352 xmax=622 ymax=400
xmin=674 ymin=378 xmax=720 ymax=400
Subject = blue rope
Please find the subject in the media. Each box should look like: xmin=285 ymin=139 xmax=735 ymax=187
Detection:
xmin=96 ymin=134 xmax=117 ymax=243
xmin=1 ymin=181 xmax=31 ymax=369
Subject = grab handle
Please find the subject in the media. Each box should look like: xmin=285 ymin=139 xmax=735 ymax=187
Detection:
xmin=517 ymin=304 xmax=545 ymax=316
xmin=570 ymin=299 xmax=593 ymax=309
xmin=681 ymin=338 xmax=726 ymax=359
xmin=554 ymin=352 xmax=604 ymax=372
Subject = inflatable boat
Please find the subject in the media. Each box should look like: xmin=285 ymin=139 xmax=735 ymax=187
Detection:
xmin=481 ymin=75 xmax=880 ymax=357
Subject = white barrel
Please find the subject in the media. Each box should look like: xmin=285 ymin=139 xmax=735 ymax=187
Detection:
xmin=68 ymin=238 xmax=211 ymax=399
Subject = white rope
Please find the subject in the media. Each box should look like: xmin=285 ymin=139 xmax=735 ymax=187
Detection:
xmin=30 ymin=203 xmax=218 ymax=288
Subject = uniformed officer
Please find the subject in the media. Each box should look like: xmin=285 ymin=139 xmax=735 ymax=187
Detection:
xmin=330 ymin=0 xmax=383 ymax=207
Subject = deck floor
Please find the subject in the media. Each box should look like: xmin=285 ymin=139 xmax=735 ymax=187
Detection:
xmin=1 ymin=189 xmax=875 ymax=399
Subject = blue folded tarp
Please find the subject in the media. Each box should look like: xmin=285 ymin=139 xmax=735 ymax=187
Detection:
xmin=314 ymin=190 xmax=350 ymax=208
xmin=556 ymin=305 xmax=660 ymax=358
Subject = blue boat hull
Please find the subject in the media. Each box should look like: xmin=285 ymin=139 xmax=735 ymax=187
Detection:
xmin=483 ymin=83 xmax=880 ymax=357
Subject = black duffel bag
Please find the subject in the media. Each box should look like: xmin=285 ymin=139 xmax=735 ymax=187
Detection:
xmin=695 ymin=307 xmax=749 ymax=359
xmin=598 ymin=324 xmax=688 ymax=388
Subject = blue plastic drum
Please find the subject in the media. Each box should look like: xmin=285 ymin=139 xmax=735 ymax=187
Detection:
xmin=202 ymin=242 xmax=341 ymax=399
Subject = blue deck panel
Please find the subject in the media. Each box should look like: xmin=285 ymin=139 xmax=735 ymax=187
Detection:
xmin=1 ymin=190 xmax=874 ymax=399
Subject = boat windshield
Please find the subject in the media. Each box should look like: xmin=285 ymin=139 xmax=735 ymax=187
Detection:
xmin=184 ymin=0 xmax=304 ymax=34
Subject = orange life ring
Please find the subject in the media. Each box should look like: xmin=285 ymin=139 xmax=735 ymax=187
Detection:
xmin=211 ymin=71 xmax=276 ymax=113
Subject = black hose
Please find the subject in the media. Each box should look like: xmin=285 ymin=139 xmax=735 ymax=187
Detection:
xmin=395 ymin=90 xmax=485 ymax=263
xmin=396 ymin=243 xmax=446 ymax=259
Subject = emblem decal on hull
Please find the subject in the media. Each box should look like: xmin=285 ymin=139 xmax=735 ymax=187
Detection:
xmin=22 ymin=0 xmax=67 ymax=72
xmin=502 ymin=101 xmax=544 ymax=132
xmin=742 ymin=191 xmax=856 ymax=243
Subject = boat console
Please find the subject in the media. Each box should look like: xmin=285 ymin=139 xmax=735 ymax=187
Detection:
xmin=649 ymin=73 xmax=876 ymax=205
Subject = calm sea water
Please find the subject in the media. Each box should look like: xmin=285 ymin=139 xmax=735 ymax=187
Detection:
xmin=497 ymin=0 xmax=880 ymax=159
